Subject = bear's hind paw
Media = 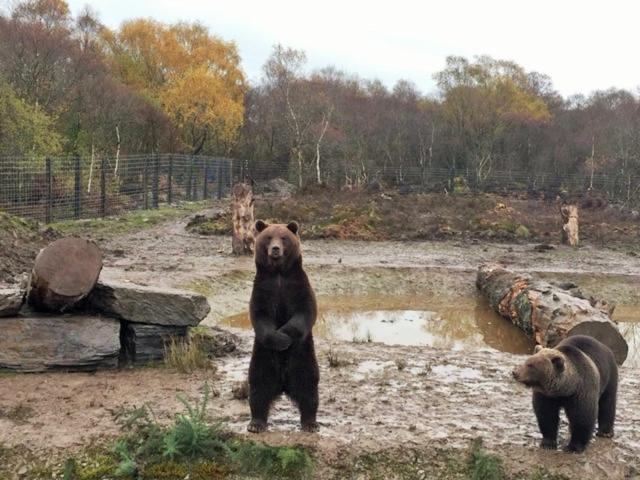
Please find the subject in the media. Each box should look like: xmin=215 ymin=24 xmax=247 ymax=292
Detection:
xmin=563 ymin=443 xmax=586 ymax=454
xmin=247 ymin=420 xmax=267 ymax=433
xmin=301 ymin=421 xmax=319 ymax=433
xmin=596 ymin=430 xmax=614 ymax=438
xmin=540 ymin=439 xmax=557 ymax=450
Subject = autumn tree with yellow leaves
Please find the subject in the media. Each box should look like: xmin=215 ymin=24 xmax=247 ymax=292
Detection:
xmin=104 ymin=19 xmax=245 ymax=154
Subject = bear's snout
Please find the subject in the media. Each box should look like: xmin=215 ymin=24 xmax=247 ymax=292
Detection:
xmin=512 ymin=366 xmax=524 ymax=382
xmin=269 ymin=245 xmax=281 ymax=257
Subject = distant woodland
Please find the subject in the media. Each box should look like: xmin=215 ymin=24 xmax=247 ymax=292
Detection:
xmin=1 ymin=0 xmax=639 ymax=192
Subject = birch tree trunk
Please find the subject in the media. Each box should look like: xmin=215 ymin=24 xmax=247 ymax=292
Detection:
xmin=560 ymin=204 xmax=579 ymax=246
xmin=231 ymin=183 xmax=255 ymax=255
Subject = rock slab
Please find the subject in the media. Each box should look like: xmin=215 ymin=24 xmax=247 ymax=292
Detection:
xmin=0 ymin=287 xmax=25 ymax=317
xmin=120 ymin=322 xmax=187 ymax=364
xmin=0 ymin=315 xmax=120 ymax=372
xmin=88 ymin=280 xmax=210 ymax=326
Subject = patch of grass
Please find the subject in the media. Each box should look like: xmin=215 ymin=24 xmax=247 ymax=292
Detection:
xmin=395 ymin=358 xmax=407 ymax=371
xmin=326 ymin=347 xmax=350 ymax=368
xmin=51 ymin=201 xmax=210 ymax=237
xmin=470 ymin=439 xmax=504 ymax=480
xmin=164 ymin=336 xmax=212 ymax=373
xmin=231 ymin=441 xmax=314 ymax=479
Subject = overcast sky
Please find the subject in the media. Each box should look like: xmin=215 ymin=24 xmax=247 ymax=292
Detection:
xmin=65 ymin=0 xmax=640 ymax=98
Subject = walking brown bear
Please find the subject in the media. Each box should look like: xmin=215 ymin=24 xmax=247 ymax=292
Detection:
xmin=247 ymin=220 xmax=319 ymax=433
xmin=512 ymin=335 xmax=618 ymax=453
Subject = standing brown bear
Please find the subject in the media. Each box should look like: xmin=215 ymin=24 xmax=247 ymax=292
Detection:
xmin=512 ymin=335 xmax=618 ymax=453
xmin=247 ymin=220 xmax=319 ymax=433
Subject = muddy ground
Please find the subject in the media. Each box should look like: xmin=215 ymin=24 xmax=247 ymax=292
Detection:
xmin=1 ymin=205 xmax=640 ymax=479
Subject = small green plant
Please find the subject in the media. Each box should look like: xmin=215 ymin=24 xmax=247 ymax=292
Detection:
xmin=164 ymin=336 xmax=211 ymax=373
xmin=470 ymin=439 xmax=503 ymax=480
xmin=231 ymin=441 xmax=313 ymax=478
xmin=326 ymin=346 xmax=349 ymax=368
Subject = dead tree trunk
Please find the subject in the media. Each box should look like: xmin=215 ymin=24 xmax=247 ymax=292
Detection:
xmin=560 ymin=204 xmax=579 ymax=246
xmin=231 ymin=183 xmax=255 ymax=255
xmin=27 ymin=237 xmax=103 ymax=312
xmin=477 ymin=263 xmax=628 ymax=365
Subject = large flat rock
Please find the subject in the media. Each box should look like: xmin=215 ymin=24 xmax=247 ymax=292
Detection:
xmin=120 ymin=322 xmax=188 ymax=365
xmin=0 ymin=287 xmax=25 ymax=317
xmin=88 ymin=281 xmax=210 ymax=327
xmin=0 ymin=315 xmax=120 ymax=372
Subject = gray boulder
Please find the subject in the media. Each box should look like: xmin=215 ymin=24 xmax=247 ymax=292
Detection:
xmin=0 ymin=315 xmax=120 ymax=372
xmin=88 ymin=280 xmax=210 ymax=326
xmin=0 ymin=287 xmax=25 ymax=317
xmin=120 ymin=322 xmax=187 ymax=365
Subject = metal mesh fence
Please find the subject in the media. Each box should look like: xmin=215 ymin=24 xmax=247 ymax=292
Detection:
xmin=2 ymin=154 xmax=640 ymax=224
xmin=0 ymin=154 xmax=233 ymax=223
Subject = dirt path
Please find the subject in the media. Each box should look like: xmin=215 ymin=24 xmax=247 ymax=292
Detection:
xmin=2 ymin=212 xmax=640 ymax=478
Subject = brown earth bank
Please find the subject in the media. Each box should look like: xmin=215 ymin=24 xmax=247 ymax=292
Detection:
xmin=1 ymin=202 xmax=639 ymax=479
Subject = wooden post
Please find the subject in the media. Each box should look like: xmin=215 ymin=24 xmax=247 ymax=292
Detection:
xmin=187 ymin=157 xmax=194 ymax=201
xmin=231 ymin=183 xmax=255 ymax=255
xmin=152 ymin=152 xmax=159 ymax=209
xmin=203 ymin=158 xmax=208 ymax=200
xmin=560 ymin=204 xmax=579 ymax=246
xmin=45 ymin=157 xmax=52 ymax=223
xmin=100 ymin=156 xmax=106 ymax=217
xmin=217 ymin=160 xmax=223 ymax=200
xmin=143 ymin=157 xmax=149 ymax=209
xmin=167 ymin=155 xmax=173 ymax=204
xmin=477 ymin=263 xmax=628 ymax=365
xmin=74 ymin=155 xmax=81 ymax=219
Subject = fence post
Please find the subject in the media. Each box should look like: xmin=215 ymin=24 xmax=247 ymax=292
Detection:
xmin=203 ymin=158 xmax=208 ymax=200
xmin=74 ymin=155 xmax=81 ymax=219
xmin=100 ymin=156 xmax=106 ymax=217
xmin=152 ymin=152 xmax=159 ymax=209
xmin=187 ymin=156 xmax=194 ymax=201
xmin=143 ymin=156 xmax=149 ymax=209
xmin=217 ymin=160 xmax=223 ymax=199
xmin=168 ymin=155 xmax=173 ymax=204
xmin=45 ymin=157 xmax=52 ymax=223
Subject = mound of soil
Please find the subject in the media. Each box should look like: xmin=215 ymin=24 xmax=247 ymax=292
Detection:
xmin=0 ymin=212 xmax=58 ymax=285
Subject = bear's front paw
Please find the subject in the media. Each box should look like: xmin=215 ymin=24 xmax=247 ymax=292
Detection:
xmin=269 ymin=331 xmax=292 ymax=351
xmin=563 ymin=443 xmax=586 ymax=454
xmin=540 ymin=438 xmax=557 ymax=450
xmin=596 ymin=430 xmax=614 ymax=438
xmin=301 ymin=421 xmax=319 ymax=433
xmin=247 ymin=420 xmax=267 ymax=433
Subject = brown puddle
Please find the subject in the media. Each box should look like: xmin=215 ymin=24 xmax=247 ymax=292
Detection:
xmin=220 ymin=295 xmax=640 ymax=365
xmin=220 ymin=294 xmax=535 ymax=355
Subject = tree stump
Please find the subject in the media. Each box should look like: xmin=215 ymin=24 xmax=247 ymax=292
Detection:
xmin=560 ymin=204 xmax=579 ymax=246
xmin=27 ymin=237 xmax=103 ymax=312
xmin=477 ymin=263 xmax=628 ymax=365
xmin=231 ymin=183 xmax=255 ymax=255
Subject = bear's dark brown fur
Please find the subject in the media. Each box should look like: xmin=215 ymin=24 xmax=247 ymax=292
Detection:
xmin=247 ymin=220 xmax=319 ymax=433
xmin=513 ymin=335 xmax=618 ymax=453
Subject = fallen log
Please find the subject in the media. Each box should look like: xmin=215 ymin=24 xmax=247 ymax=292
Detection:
xmin=0 ymin=315 xmax=120 ymax=372
xmin=231 ymin=183 xmax=255 ymax=255
xmin=120 ymin=322 xmax=187 ymax=365
xmin=27 ymin=237 xmax=103 ymax=312
xmin=88 ymin=280 xmax=210 ymax=326
xmin=477 ymin=263 xmax=628 ymax=365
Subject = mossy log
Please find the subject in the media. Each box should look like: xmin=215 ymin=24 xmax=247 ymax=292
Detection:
xmin=477 ymin=263 xmax=628 ymax=365
xmin=231 ymin=183 xmax=255 ymax=255
xmin=27 ymin=237 xmax=103 ymax=312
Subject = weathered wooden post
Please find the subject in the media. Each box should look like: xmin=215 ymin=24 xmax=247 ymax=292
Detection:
xmin=477 ymin=263 xmax=628 ymax=365
xmin=143 ymin=156 xmax=149 ymax=209
xmin=231 ymin=183 xmax=255 ymax=255
xmin=217 ymin=160 xmax=223 ymax=200
xmin=152 ymin=152 xmax=159 ymax=209
xmin=203 ymin=158 xmax=208 ymax=200
xmin=560 ymin=204 xmax=579 ymax=246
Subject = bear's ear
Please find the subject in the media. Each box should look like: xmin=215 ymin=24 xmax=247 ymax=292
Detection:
xmin=255 ymin=220 xmax=268 ymax=233
xmin=551 ymin=355 xmax=565 ymax=372
xmin=534 ymin=344 xmax=543 ymax=353
xmin=286 ymin=221 xmax=299 ymax=236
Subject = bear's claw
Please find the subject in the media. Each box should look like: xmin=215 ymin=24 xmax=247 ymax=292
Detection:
xmin=540 ymin=439 xmax=557 ymax=450
xmin=563 ymin=443 xmax=586 ymax=454
xmin=596 ymin=430 xmax=614 ymax=438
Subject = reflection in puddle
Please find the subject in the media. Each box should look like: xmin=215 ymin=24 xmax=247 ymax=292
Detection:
xmin=220 ymin=295 xmax=640 ymax=365
xmin=221 ymin=295 xmax=535 ymax=355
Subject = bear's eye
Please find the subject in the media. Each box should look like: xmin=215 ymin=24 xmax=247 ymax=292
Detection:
xmin=267 ymin=236 xmax=272 ymax=241
xmin=282 ymin=237 xmax=288 ymax=242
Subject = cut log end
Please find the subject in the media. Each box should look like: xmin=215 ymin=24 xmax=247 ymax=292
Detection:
xmin=28 ymin=237 xmax=103 ymax=312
